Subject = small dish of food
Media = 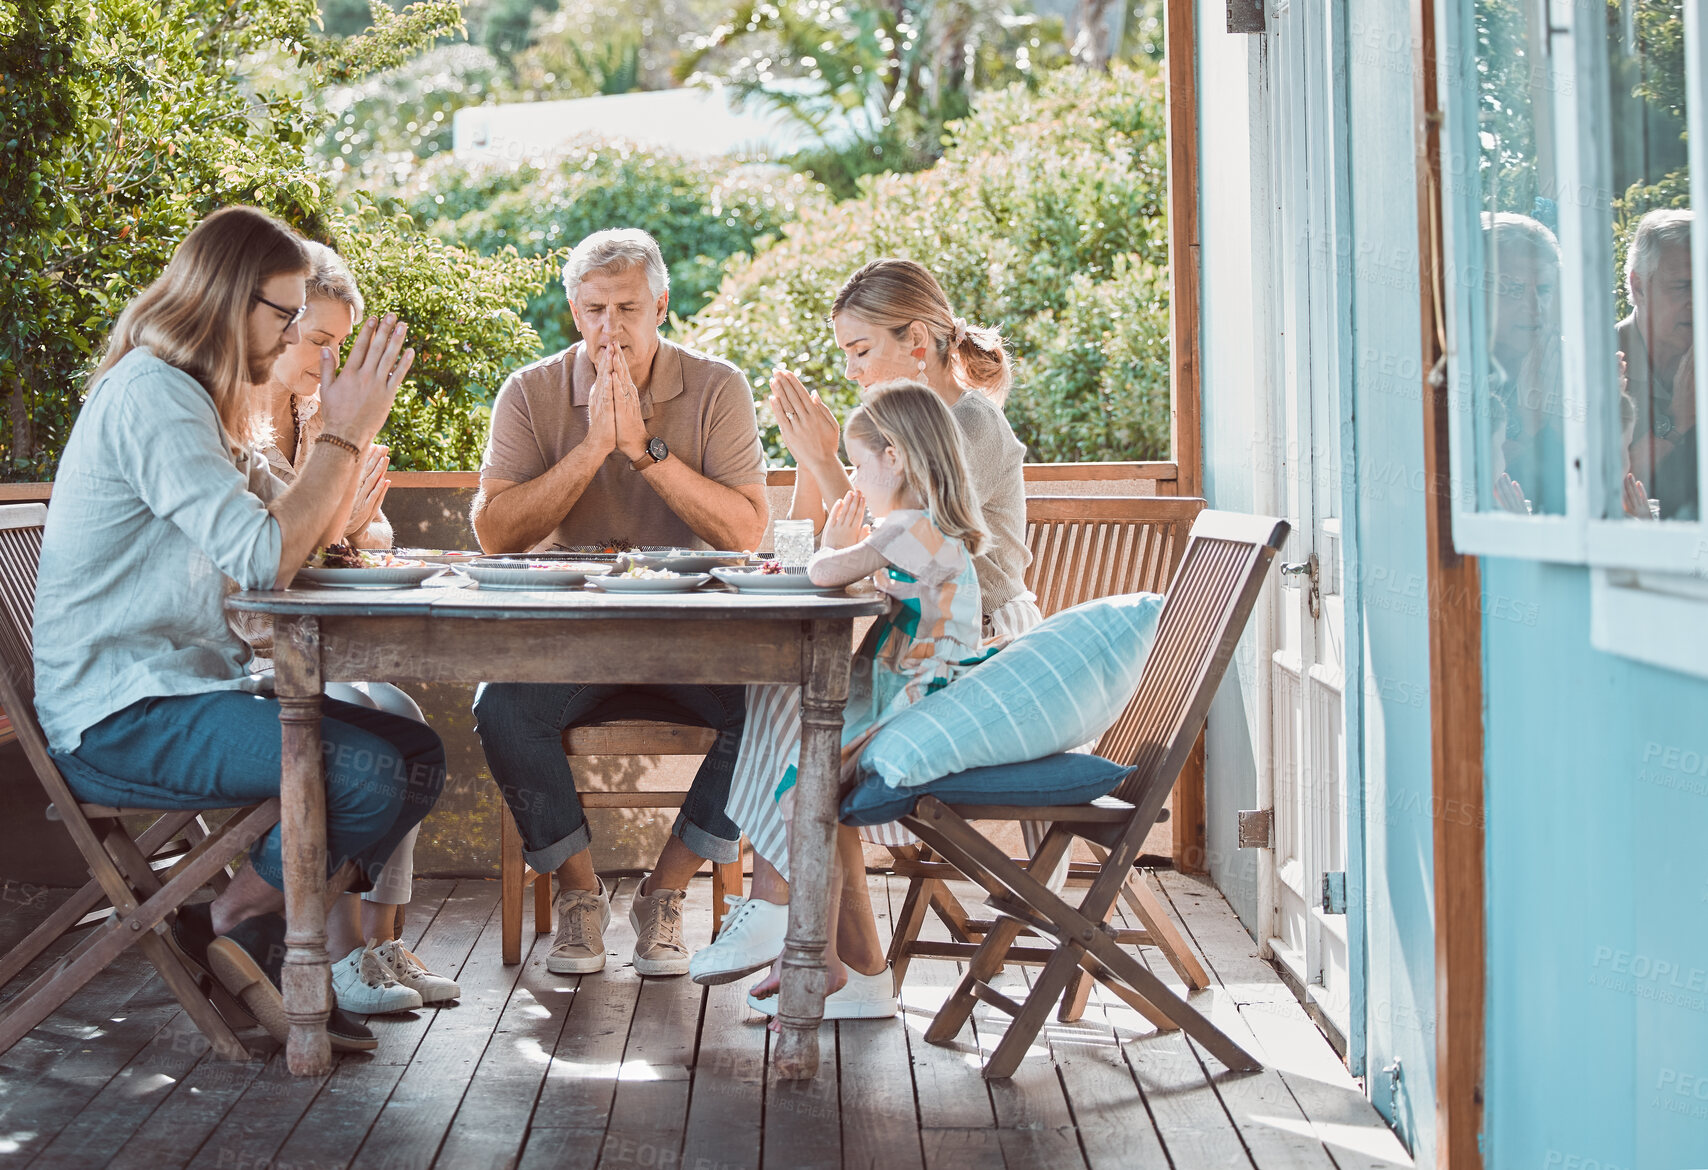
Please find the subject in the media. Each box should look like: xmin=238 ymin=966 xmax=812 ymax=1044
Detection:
xmin=589 ymin=565 xmax=713 ymax=593
xmin=623 ymin=548 xmax=756 ymax=574
xmin=710 ymin=565 xmax=846 ymax=595
xmin=293 ymin=544 xmax=440 ymax=589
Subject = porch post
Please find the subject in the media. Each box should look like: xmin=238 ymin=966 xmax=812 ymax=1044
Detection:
xmin=1165 ymin=0 xmax=1208 ymax=874
xmin=1412 ymin=0 xmax=1487 ymax=1164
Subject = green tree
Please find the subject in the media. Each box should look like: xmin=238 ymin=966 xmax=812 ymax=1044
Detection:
xmin=0 ymin=0 xmax=555 ymax=477
xmin=675 ymin=0 xmax=1068 ymax=197
xmin=681 ymin=63 xmax=1171 ymax=463
xmin=404 ymin=146 xmax=823 ymax=354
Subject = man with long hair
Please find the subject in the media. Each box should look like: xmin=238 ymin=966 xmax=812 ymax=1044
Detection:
xmin=33 ymin=205 xmax=444 ymax=1052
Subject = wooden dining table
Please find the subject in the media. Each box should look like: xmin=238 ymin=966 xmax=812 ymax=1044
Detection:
xmin=227 ymin=573 xmax=885 ymax=1080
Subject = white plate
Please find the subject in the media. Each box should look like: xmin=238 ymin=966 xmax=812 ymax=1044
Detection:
xmin=626 ymin=549 xmax=755 ymax=574
xmin=590 ymin=573 xmax=713 ymax=593
xmin=710 ymin=568 xmax=845 ymax=595
xmin=293 ymin=565 xmax=441 ymax=589
xmin=465 ymin=562 xmax=611 ymax=590
xmin=393 ymin=548 xmax=485 ymax=565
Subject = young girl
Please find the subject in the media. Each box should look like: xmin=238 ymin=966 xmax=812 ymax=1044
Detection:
xmin=694 ymin=258 xmax=1038 ymax=988
xmin=748 ymin=380 xmax=996 ymax=1020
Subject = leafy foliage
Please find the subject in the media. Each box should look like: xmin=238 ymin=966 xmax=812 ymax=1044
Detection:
xmin=0 ymin=0 xmax=554 ymax=478
xmin=680 ymin=63 xmax=1171 ymax=463
xmin=403 ymin=145 xmax=824 ymax=354
xmin=330 ymin=196 xmax=561 ymax=468
xmin=676 ymin=0 xmax=1069 ymax=197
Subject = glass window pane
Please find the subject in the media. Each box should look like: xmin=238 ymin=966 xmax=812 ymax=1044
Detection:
xmin=1473 ymin=0 xmax=1568 ymax=516
xmin=1607 ymin=0 xmax=1695 ymax=523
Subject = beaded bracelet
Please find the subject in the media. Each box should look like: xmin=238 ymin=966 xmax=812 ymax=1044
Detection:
xmin=314 ymin=432 xmax=362 ymax=458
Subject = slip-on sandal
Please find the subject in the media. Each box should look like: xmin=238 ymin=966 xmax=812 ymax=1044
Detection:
xmin=205 ymin=912 xmax=377 ymax=1053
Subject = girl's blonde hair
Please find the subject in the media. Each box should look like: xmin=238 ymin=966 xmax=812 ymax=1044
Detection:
xmin=831 ymin=258 xmax=1012 ymax=405
xmin=91 ymin=205 xmax=309 ymax=440
xmin=845 ymin=380 xmax=988 ymax=554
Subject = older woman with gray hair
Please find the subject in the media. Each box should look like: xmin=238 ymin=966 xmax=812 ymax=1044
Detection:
xmin=238 ymin=239 xmax=461 ymax=1016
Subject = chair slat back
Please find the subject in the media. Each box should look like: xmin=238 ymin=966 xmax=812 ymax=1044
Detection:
xmin=1106 ymin=511 xmax=1287 ymax=815
xmin=0 ymin=504 xmax=47 ymax=713
xmin=1023 ymin=496 xmax=1202 ymax=621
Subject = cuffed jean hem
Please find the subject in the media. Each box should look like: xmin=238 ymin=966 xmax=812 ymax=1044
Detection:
xmin=674 ymin=811 xmax=740 ymax=864
xmin=521 ymin=820 xmax=594 ymax=878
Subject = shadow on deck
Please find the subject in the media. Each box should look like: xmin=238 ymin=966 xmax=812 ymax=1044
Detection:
xmin=0 ymin=871 xmax=1412 ymax=1170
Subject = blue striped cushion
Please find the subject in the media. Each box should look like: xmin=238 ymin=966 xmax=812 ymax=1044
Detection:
xmin=857 ymin=592 xmax=1164 ymax=791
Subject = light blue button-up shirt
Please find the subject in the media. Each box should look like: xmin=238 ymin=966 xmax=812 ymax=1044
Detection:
xmin=33 ymin=347 xmax=286 ymax=752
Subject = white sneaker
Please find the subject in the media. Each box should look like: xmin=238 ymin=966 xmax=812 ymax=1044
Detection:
xmin=373 ymin=939 xmax=461 ymax=1004
xmin=746 ymin=964 xmax=897 ymax=1020
xmin=689 ymin=896 xmax=789 ymax=986
xmin=332 ymin=943 xmax=424 ymax=1015
xmin=547 ymin=879 xmax=612 ymax=975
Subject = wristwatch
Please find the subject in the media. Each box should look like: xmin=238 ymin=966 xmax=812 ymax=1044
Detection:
xmin=630 ymin=434 xmax=669 ymax=471
xmin=1654 ymin=411 xmax=1676 ymax=440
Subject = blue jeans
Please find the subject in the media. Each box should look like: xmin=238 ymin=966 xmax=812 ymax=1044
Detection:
xmin=472 ymin=683 xmax=745 ymax=872
xmin=52 ymin=691 xmax=446 ymax=892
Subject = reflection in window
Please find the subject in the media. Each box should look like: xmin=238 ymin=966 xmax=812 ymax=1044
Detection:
xmin=1474 ymin=0 xmax=1566 ymax=515
xmin=1609 ymin=0 xmax=1695 ymax=522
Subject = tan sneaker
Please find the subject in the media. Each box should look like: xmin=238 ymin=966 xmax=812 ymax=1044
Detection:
xmin=547 ymin=880 xmax=611 ymax=975
xmin=629 ymin=886 xmax=689 ymax=976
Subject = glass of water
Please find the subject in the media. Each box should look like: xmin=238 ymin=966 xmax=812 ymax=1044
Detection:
xmin=772 ymin=519 xmax=816 ymax=568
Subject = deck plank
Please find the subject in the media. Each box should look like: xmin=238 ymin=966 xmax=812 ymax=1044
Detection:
xmin=4 ymin=955 xmax=197 ymax=1165
xmin=883 ymin=876 xmax=997 ymax=1132
xmin=517 ymin=1126 xmax=605 ymax=1170
xmin=105 ymin=1048 xmax=267 ymax=1170
xmin=535 ymin=878 xmax=642 ymax=1133
xmin=0 ymin=871 xmax=1409 ymax=1170
xmin=838 ymin=876 xmax=924 ymax=1170
xmin=595 ymin=879 xmax=715 ymax=1170
xmin=345 ymin=881 xmax=518 ymax=1169
xmin=182 ymin=1050 xmax=332 ymax=1170
xmin=763 ymin=1021 xmax=840 ymax=1170
xmin=26 ymin=1009 xmax=219 ymax=1169
xmin=1153 ymin=874 xmax=1413 ymax=1170
xmin=683 ymin=978 xmax=766 ymax=1170
xmin=920 ymin=1127 xmax=1006 ymax=1170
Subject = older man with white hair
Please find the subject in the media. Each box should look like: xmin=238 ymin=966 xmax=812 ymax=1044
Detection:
xmin=1619 ymin=208 xmax=1698 ymax=519
xmin=471 ymin=228 xmax=769 ymax=977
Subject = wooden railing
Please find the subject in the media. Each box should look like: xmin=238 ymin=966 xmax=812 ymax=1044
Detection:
xmin=0 ymin=462 xmax=1181 ymax=501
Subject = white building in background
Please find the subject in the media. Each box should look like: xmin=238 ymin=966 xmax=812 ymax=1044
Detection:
xmin=451 ymin=83 xmax=836 ymax=163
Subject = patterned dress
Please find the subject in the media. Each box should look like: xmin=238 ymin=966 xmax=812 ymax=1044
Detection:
xmin=727 ymin=509 xmax=998 ymax=878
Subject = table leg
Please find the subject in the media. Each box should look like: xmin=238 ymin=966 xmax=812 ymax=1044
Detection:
xmin=775 ymin=619 xmax=853 ymax=1080
xmin=275 ymin=616 xmax=332 ymax=1076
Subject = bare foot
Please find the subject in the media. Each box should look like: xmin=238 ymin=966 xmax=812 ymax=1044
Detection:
xmin=752 ymin=961 xmax=855 ymax=1034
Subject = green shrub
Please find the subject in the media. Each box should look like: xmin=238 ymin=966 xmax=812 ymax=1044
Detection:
xmin=406 ymin=145 xmax=825 ymax=354
xmin=0 ymin=0 xmax=553 ymax=479
xmin=680 ymin=62 xmax=1171 ymax=463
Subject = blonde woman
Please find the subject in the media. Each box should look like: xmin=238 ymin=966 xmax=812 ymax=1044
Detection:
xmin=242 ymin=241 xmax=460 ymax=1013
xmin=691 ymin=259 xmax=1040 ymax=987
xmin=744 ymin=382 xmax=994 ymax=1018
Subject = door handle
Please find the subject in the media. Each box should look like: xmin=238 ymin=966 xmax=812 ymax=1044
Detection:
xmin=1279 ymin=554 xmax=1321 ymax=619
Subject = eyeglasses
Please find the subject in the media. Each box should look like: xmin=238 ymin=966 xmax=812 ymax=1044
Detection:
xmin=252 ymin=292 xmax=308 ymax=332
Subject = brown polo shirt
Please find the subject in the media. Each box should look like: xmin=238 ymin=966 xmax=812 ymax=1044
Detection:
xmin=480 ymin=338 xmax=766 ymax=551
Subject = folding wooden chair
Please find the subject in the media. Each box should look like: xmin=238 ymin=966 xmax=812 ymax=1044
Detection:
xmin=0 ymin=502 xmax=280 ymax=1060
xmin=893 ymin=510 xmax=1287 ymax=1078
xmin=885 ymin=495 xmax=1213 ymax=1003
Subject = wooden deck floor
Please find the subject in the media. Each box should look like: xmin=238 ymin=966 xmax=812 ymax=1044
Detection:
xmin=0 ymin=870 xmax=1412 ymax=1170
